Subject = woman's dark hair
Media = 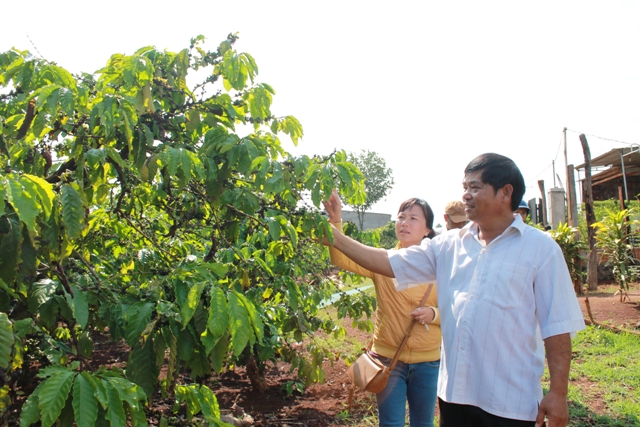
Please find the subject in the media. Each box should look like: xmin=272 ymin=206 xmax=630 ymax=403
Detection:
xmin=464 ymin=153 xmax=525 ymax=211
xmin=397 ymin=198 xmax=436 ymax=239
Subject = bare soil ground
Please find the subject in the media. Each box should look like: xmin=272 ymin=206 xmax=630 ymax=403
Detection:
xmin=7 ymin=284 xmax=640 ymax=426
xmin=578 ymin=284 xmax=640 ymax=329
xmin=211 ymin=284 xmax=640 ymax=426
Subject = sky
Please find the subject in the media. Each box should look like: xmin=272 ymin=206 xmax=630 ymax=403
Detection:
xmin=2 ymin=0 xmax=639 ymax=228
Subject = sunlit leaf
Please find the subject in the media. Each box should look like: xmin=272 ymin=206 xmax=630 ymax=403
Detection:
xmin=19 ymin=382 xmax=44 ymax=427
xmin=227 ymin=292 xmax=251 ymax=355
xmin=8 ymin=178 xmax=39 ymax=231
xmin=207 ymin=287 xmax=228 ymax=340
xmin=104 ymin=380 xmax=126 ymax=427
xmin=0 ymin=313 xmax=13 ymax=369
xmin=181 ymin=281 xmax=206 ymax=327
xmin=70 ymin=285 xmax=89 ymax=329
xmin=39 ymin=370 xmax=75 ymax=427
xmin=126 ymin=338 xmax=158 ymax=399
xmin=22 ymin=174 xmax=55 ymax=218
xmin=232 ymin=291 xmax=263 ymax=342
xmin=73 ymin=372 xmax=98 ymax=427
xmin=124 ymin=302 xmax=154 ymax=347
xmin=61 ymin=184 xmax=85 ymax=239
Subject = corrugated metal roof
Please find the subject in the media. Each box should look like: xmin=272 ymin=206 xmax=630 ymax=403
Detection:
xmin=575 ymin=146 xmax=640 ymax=169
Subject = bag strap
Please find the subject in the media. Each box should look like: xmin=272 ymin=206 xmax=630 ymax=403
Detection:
xmin=386 ymin=283 xmax=434 ymax=372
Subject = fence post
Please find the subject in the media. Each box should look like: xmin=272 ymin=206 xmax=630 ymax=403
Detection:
xmin=580 ymin=134 xmax=598 ymax=291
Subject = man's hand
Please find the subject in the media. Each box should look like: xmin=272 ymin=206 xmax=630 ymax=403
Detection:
xmin=537 ymin=333 xmax=572 ymax=427
xmin=535 ymin=389 xmax=568 ymax=427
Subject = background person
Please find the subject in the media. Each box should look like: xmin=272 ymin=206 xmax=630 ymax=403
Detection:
xmin=323 ymin=190 xmax=440 ymax=427
xmin=443 ymin=200 xmax=469 ymax=230
xmin=515 ymin=199 xmax=530 ymax=222
xmin=321 ymin=153 xmax=585 ymax=427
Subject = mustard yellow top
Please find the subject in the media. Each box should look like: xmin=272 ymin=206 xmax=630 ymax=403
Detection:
xmin=329 ymin=221 xmax=441 ymax=363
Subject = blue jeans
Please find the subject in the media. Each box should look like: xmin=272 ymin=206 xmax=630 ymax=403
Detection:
xmin=375 ymin=356 xmax=440 ymax=427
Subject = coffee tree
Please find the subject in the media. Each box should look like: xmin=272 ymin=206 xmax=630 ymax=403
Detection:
xmin=0 ymin=34 xmax=368 ymax=425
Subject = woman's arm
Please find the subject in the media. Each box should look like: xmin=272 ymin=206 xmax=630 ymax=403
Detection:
xmin=328 ymin=222 xmax=375 ymax=278
xmin=328 ymin=227 xmax=394 ymax=277
xmin=322 ymin=190 xmax=394 ymax=277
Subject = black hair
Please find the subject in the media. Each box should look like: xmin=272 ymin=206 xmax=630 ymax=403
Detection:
xmin=397 ymin=198 xmax=436 ymax=239
xmin=464 ymin=153 xmax=525 ymax=211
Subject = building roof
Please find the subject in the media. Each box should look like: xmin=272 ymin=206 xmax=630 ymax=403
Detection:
xmin=575 ymin=146 xmax=640 ymax=169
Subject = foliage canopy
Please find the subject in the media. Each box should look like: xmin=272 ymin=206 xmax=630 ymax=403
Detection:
xmin=0 ymin=34 xmax=371 ymax=425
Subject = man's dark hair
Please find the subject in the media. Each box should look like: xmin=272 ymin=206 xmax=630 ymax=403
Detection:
xmin=464 ymin=153 xmax=525 ymax=211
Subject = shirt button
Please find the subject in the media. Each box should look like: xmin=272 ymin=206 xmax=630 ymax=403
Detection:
xmin=462 ymin=321 xmax=467 ymax=325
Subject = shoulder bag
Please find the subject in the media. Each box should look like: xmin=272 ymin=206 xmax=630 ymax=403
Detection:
xmin=347 ymin=283 xmax=434 ymax=397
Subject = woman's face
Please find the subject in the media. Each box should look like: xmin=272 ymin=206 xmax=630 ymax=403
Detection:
xmin=395 ymin=204 xmax=431 ymax=248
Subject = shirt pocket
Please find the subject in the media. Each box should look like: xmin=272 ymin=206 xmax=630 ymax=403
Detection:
xmin=480 ymin=262 xmax=532 ymax=310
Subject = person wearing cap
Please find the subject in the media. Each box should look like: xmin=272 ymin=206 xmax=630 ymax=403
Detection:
xmin=515 ymin=200 xmax=530 ymax=222
xmin=321 ymin=153 xmax=585 ymax=427
xmin=444 ymin=200 xmax=469 ymax=230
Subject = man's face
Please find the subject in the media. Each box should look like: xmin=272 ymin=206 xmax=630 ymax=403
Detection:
xmin=515 ymin=208 xmax=528 ymax=222
xmin=462 ymin=171 xmax=504 ymax=223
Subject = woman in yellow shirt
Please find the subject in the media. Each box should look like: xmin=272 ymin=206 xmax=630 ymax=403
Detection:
xmin=323 ymin=191 xmax=440 ymax=427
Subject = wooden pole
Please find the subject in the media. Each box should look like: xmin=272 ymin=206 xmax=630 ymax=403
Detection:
xmin=567 ymin=165 xmax=579 ymax=227
xmin=579 ymin=134 xmax=598 ymax=291
xmin=618 ymin=186 xmax=631 ymax=243
xmin=538 ymin=180 xmax=548 ymax=227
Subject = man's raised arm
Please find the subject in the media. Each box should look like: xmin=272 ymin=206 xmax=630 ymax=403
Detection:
xmin=326 ymin=224 xmax=394 ymax=277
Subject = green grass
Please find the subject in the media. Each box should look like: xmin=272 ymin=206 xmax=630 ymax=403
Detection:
xmin=542 ymin=326 xmax=640 ymax=426
xmin=314 ymin=301 xmax=373 ymax=363
xmin=331 ymin=313 xmax=640 ymax=426
xmin=335 ymin=393 xmax=379 ymax=426
xmin=317 ymin=282 xmax=640 ymax=426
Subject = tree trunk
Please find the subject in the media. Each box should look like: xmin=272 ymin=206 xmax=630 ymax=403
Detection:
xmin=580 ymin=134 xmax=598 ymax=291
xmin=246 ymin=355 xmax=268 ymax=393
xmin=356 ymin=209 xmax=365 ymax=230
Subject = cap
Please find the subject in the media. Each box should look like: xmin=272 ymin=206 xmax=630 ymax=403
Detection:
xmin=518 ymin=200 xmax=530 ymax=211
xmin=445 ymin=200 xmax=467 ymax=223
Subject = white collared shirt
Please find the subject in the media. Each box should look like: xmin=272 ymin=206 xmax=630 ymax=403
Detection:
xmin=388 ymin=216 xmax=585 ymax=421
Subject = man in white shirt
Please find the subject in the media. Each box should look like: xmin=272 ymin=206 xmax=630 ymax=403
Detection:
xmin=322 ymin=153 xmax=585 ymax=427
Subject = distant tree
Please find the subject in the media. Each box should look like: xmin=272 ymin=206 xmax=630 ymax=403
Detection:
xmin=377 ymin=221 xmax=398 ymax=249
xmin=347 ymin=150 xmax=394 ymax=229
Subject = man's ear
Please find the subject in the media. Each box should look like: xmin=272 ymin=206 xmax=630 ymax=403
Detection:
xmin=500 ymin=184 xmax=514 ymax=204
